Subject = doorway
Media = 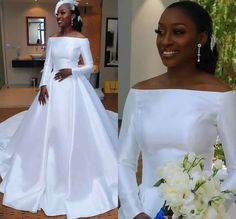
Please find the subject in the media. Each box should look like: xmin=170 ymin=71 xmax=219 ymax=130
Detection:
xmin=0 ymin=3 xmax=5 ymax=89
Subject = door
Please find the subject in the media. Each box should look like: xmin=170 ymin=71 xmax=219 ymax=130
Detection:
xmin=0 ymin=2 xmax=5 ymax=88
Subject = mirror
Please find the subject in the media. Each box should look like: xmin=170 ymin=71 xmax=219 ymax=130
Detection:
xmin=26 ymin=17 xmax=46 ymax=46
xmin=104 ymin=17 xmax=118 ymax=67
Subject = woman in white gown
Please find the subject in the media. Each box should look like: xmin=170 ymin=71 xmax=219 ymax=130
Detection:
xmin=0 ymin=1 xmax=117 ymax=218
xmin=119 ymin=1 xmax=236 ymax=219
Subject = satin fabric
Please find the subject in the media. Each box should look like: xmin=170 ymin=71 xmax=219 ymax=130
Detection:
xmin=0 ymin=37 xmax=118 ymax=219
xmin=119 ymin=88 xmax=236 ymax=219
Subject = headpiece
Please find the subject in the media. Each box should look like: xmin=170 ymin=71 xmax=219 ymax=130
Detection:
xmin=210 ymin=34 xmax=216 ymax=51
xmin=54 ymin=0 xmax=79 ymax=16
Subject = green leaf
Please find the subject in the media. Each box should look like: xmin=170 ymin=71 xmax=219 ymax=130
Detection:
xmin=154 ymin=178 xmax=166 ymax=187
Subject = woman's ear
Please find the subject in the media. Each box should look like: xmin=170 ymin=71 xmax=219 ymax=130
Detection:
xmin=198 ymin=31 xmax=208 ymax=46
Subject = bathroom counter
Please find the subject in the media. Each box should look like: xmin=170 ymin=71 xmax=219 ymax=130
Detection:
xmin=12 ymin=59 xmax=45 ymax=68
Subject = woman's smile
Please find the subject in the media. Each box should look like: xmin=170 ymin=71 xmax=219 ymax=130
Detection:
xmin=161 ymin=50 xmax=179 ymax=58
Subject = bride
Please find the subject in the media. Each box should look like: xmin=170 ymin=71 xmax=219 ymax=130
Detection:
xmin=118 ymin=1 xmax=236 ymax=219
xmin=0 ymin=0 xmax=117 ymax=218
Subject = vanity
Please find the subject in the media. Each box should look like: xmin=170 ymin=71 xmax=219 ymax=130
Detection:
xmin=12 ymin=59 xmax=45 ymax=68
xmin=11 ymin=17 xmax=46 ymax=69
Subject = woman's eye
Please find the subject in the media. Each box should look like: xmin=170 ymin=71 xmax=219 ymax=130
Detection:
xmin=173 ymin=29 xmax=185 ymax=35
xmin=155 ymin=29 xmax=164 ymax=35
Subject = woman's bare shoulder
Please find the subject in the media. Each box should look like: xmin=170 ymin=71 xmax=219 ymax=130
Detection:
xmin=49 ymin=33 xmax=59 ymax=37
xmin=72 ymin=32 xmax=87 ymax=38
xmin=200 ymin=73 xmax=233 ymax=92
xmin=132 ymin=74 xmax=167 ymax=90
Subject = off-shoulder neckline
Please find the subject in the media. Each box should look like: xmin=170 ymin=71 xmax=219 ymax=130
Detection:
xmin=131 ymin=88 xmax=235 ymax=94
xmin=49 ymin=36 xmax=88 ymax=40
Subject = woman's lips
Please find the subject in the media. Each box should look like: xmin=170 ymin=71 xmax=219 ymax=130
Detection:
xmin=57 ymin=20 xmax=63 ymax=25
xmin=162 ymin=50 xmax=179 ymax=58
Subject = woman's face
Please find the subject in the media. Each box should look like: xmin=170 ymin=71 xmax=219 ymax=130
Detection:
xmin=156 ymin=8 xmax=201 ymax=69
xmin=56 ymin=4 xmax=73 ymax=28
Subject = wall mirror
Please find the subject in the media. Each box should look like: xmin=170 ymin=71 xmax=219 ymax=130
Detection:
xmin=26 ymin=17 xmax=46 ymax=46
xmin=104 ymin=17 xmax=118 ymax=67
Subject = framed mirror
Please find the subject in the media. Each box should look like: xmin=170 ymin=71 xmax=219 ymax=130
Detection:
xmin=26 ymin=17 xmax=46 ymax=46
xmin=104 ymin=17 xmax=118 ymax=67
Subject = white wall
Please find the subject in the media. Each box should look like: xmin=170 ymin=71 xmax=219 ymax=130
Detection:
xmin=99 ymin=0 xmax=118 ymax=88
xmin=118 ymin=0 xmax=176 ymax=117
xmin=2 ymin=1 xmax=58 ymax=86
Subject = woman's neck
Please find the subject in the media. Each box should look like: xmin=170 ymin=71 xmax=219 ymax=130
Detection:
xmin=167 ymin=64 xmax=201 ymax=81
xmin=59 ymin=26 xmax=74 ymax=36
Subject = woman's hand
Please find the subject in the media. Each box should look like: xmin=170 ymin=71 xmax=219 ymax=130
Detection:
xmin=38 ymin=85 xmax=49 ymax=105
xmin=134 ymin=213 xmax=152 ymax=219
xmin=54 ymin=68 xmax=72 ymax=82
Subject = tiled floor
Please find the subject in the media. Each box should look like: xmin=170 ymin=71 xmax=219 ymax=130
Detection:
xmin=0 ymin=86 xmax=117 ymax=112
xmin=0 ymin=86 xmax=37 ymax=108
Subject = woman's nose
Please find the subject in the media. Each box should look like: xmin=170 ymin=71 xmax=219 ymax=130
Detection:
xmin=57 ymin=13 xmax=61 ymax=19
xmin=161 ymin=32 xmax=173 ymax=46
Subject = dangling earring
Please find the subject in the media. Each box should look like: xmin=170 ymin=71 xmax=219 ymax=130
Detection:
xmin=71 ymin=18 xmax=74 ymax=26
xmin=197 ymin=43 xmax=201 ymax=63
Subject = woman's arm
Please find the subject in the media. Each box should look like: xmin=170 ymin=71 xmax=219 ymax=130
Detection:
xmin=217 ymin=92 xmax=236 ymax=192
xmin=119 ymin=90 xmax=149 ymax=219
xmin=38 ymin=38 xmax=52 ymax=105
xmin=39 ymin=38 xmax=52 ymax=87
xmin=71 ymin=38 xmax=93 ymax=79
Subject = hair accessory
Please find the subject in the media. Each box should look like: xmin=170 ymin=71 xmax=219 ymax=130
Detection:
xmin=197 ymin=43 xmax=201 ymax=63
xmin=55 ymin=0 xmax=79 ymax=15
xmin=77 ymin=15 xmax=82 ymax=22
xmin=210 ymin=34 xmax=216 ymax=51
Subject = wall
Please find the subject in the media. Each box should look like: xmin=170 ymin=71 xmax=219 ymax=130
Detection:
xmin=99 ymin=0 xmax=118 ymax=88
xmin=2 ymin=1 xmax=57 ymax=86
xmin=1 ymin=0 xmax=102 ymax=86
xmin=118 ymin=0 xmax=176 ymax=117
xmin=80 ymin=0 xmax=102 ymax=65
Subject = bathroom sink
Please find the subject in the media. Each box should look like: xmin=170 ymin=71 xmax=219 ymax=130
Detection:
xmin=30 ymin=53 xmax=43 ymax=60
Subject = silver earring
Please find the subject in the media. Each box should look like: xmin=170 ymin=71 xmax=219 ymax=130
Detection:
xmin=197 ymin=43 xmax=201 ymax=63
xmin=71 ymin=18 xmax=74 ymax=26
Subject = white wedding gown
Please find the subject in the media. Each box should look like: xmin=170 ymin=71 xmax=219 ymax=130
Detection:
xmin=119 ymin=89 xmax=236 ymax=219
xmin=0 ymin=37 xmax=118 ymax=219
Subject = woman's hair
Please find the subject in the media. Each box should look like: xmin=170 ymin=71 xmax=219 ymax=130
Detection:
xmin=71 ymin=6 xmax=83 ymax=32
xmin=167 ymin=1 xmax=218 ymax=74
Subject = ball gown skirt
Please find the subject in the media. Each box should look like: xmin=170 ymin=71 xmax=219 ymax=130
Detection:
xmin=0 ymin=38 xmax=117 ymax=219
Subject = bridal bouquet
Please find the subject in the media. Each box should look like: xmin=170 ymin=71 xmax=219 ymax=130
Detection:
xmin=154 ymin=153 xmax=234 ymax=219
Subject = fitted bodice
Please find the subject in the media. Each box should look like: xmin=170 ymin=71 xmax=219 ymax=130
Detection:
xmin=49 ymin=37 xmax=86 ymax=71
xmin=39 ymin=37 xmax=93 ymax=86
xmin=135 ymin=89 xmax=223 ymax=185
xmin=119 ymin=88 xmax=236 ymax=219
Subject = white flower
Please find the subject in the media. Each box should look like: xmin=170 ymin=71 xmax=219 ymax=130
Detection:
xmin=157 ymin=162 xmax=183 ymax=180
xmin=216 ymin=203 xmax=226 ymax=219
xmin=155 ymin=153 xmax=230 ymax=219
xmin=188 ymin=152 xmax=197 ymax=163
xmin=203 ymin=206 xmax=218 ymax=219
xmin=213 ymin=159 xmax=224 ymax=170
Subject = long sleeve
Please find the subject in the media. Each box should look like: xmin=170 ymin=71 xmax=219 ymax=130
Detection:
xmin=71 ymin=39 xmax=93 ymax=79
xmin=119 ymin=90 xmax=143 ymax=219
xmin=217 ymin=91 xmax=236 ymax=192
xmin=39 ymin=39 xmax=53 ymax=87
